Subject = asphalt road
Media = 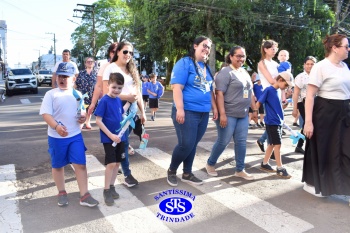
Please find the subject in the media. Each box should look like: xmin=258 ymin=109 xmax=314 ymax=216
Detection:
xmin=0 ymin=86 xmax=349 ymax=233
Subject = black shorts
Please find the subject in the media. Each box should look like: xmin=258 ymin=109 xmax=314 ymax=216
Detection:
xmin=266 ymin=125 xmax=282 ymax=145
xmin=149 ymin=98 xmax=159 ymax=108
xmin=103 ymin=142 xmax=125 ymax=165
xmin=142 ymin=95 xmax=149 ymax=102
xmin=249 ymin=104 xmax=264 ymax=114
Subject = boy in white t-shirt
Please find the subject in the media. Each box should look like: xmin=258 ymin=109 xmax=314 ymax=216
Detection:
xmin=40 ymin=62 xmax=99 ymax=208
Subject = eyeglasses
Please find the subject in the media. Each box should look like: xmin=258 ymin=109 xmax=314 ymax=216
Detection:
xmin=86 ymin=60 xmax=94 ymax=63
xmin=122 ymin=50 xmax=134 ymax=56
xmin=234 ymin=54 xmax=246 ymax=59
xmin=203 ymin=43 xmax=211 ymax=50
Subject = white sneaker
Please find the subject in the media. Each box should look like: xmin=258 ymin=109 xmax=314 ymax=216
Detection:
xmin=205 ymin=164 xmax=218 ymax=177
xmin=234 ymin=170 xmax=255 ymax=180
xmin=303 ymin=183 xmax=325 ymax=198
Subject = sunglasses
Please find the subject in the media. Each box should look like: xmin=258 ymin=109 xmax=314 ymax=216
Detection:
xmin=122 ymin=50 xmax=134 ymax=56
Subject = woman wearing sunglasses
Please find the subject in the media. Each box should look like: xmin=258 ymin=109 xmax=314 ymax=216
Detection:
xmin=167 ymin=36 xmax=218 ymax=187
xmin=102 ymin=41 xmax=146 ymax=188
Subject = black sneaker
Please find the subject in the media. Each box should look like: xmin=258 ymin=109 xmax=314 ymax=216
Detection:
xmin=80 ymin=192 xmax=99 ymax=207
xmin=256 ymin=140 xmax=265 ymax=152
xmin=150 ymin=116 xmax=155 ymax=121
xmin=167 ymin=169 xmax=178 ymax=187
xmin=293 ymin=123 xmax=300 ymax=127
xmin=260 ymin=122 xmax=265 ymax=127
xmin=282 ymin=130 xmax=286 ymax=136
xmin=249 ymin=124 xmax=253 ymax=129
xmin=109 ymin=185 xmax=120 ymax=199
xmin=256 ymin=123 xmax=262 ymax=128
xmin=260 ymin=162 xmax=276 ymax=172
xmin=295 ymin=147 xmax=305 ymax=154
xmin=57 ymin=190 xmax=68 ymax=207
xmin=181 ymin=173 xmax=203 ymax=185
xmin=276 ymin=167 xmax=292 ymax=179
xmin=270 ymin=151 xmax=275 ymax=160
xmin=103 ymin=189 xmax=114 ymax=206
xmin=124 ymin=174 xmax=139 ymax=187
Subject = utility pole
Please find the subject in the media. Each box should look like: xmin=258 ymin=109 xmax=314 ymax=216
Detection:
xmin=46 ymin=32 xmax=56 ymax=65
xmin=73 ymin=4 xmax=96 ymax=57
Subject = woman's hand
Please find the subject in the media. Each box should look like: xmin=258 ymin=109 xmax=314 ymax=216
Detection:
xmin=304 ymin=121 xmax=314 ymax=139
xmin=292 ymin=108 xmax=299 ymax=118
xmin=127 ymin=94 xmax=138 ymax=102
xmin=212 ymin=108 xmax=218 ymax=121
xmin=176 ymin=109 xmax=185 ymax=124
xmin=219 ymin=114 xmax=227 ymax=128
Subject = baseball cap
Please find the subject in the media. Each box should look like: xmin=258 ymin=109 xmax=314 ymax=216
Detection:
xmin=56 ymin=62 xmax=75 ymax=76
xmin=279 ymin=71 xmax=294 ymax=87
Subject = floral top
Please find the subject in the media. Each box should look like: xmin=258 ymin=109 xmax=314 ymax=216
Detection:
xmin=75 ymin=69 xmax=97 ymax=105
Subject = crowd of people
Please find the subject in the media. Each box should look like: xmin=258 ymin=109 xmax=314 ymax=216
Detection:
xmin=40 ymin=33 xmax=350 ymax=208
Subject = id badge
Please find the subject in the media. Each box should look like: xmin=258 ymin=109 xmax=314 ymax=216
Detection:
xmin=205 ymin=83 xmax=210 ymax=92
xmin=243 ymin=89 xmax=248 ymax=98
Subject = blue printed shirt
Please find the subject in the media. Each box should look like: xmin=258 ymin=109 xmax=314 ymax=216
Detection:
xmin=170 ymin=56 xmax=213 ymax=112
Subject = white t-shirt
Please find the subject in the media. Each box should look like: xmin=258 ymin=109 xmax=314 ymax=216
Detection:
xmin=294 ymin=71 xmax=309 ymax=102
xmin=40 ymin=88 xmax=82 ymax=138
xmin=98 ymin=61 xmax=110 ymax=77
xmin=309 ymin=58 xmax=350 ymax=100
xmin=103 ymin=62 xmax=135 ymax=95
xmin=52 ymin=61 xmax=79 ymax=75
xmin=258 ymin=59 xmax=279 ymax=90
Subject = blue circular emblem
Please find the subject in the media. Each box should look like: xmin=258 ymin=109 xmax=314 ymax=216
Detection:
xmin=159 ymin=197 xmax=192 ymax=215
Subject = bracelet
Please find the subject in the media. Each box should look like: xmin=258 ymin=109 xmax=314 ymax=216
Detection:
xmin=54 ymin=123 xmax=59 ymax=130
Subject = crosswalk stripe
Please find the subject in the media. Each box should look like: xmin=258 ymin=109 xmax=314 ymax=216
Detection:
xmin=136 ymin=147 xmax=314 ymax=233
xmin=85 ymin=154 xmax=173 ymax=233
xmin=20 ymin=98 xmax=31 ymax=104
xmin=0 ymin=164 xmax=23 ymax=232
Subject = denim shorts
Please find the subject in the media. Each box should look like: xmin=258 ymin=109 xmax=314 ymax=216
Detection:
xmin=48 ymin=133 xmax=87 ymax=168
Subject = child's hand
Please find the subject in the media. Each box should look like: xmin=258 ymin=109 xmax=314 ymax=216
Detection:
xmin=56 ymin=124 xmax=68 ymax=137
xmin=110 ymin=134 xmax=121 ymax=143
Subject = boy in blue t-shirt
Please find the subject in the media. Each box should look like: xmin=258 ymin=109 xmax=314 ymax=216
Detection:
xmin=256 ymin=71 xmax=294 ymax=179
xmin=94 ymin=72 xmax=126 ymax=206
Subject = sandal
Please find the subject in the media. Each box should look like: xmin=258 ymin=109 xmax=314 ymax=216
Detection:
xmin=128 ymin=145 xmax=135 ymax=155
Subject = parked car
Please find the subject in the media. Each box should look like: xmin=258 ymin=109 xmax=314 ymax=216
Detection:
xmin=36 ymin=70 xmax=52 ymax=86
xmin=5 ymin=68 xmax=38 ymax=96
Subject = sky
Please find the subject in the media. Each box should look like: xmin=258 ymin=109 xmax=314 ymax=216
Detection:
xmin=1 ymin=0 xmax=96 ymax=68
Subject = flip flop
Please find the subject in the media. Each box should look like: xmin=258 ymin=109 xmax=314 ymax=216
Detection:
xmin=128 ymin=145 xmax=135 ymax=155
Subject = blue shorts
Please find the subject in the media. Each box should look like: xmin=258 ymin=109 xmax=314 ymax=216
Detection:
xmin=48 ymin=133 xmax=87 ymax=168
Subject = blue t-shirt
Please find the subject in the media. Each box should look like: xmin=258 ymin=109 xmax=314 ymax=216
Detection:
xmin=94 ymin=95 xmax=126 ymax=143
xmin=142 ymin=82 xmax=149 ymax=95
xmin=170 ymin=56 xmax=213 ymax=112
xmin=258 ymin=86 xmax=284 ymax=125
xmin=253 ymin=83 xmax=263 ymax=100
xmin=278 ymin=61 xmax=292 ymax=73
xmin=147 ymin=81 xmax=164 ymax=99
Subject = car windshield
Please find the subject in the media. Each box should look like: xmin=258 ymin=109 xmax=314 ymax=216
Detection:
xmin=10 ymin=69 xmax=32 ymax=75
xmin=39 ymin=70 xmax=52 ymax=74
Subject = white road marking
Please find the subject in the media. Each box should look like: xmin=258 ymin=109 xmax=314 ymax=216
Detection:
xmin=136 ymin=147 xmax=314 ymax=233
xmin=0 ymin=164 xmax=23 ymax=232
xmin=85 ymin=154 xmax=173 ymax=233
xmin=20 ymin=98 xmax=31 ymax=104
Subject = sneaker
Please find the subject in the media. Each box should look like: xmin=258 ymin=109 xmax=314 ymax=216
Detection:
xmin=295 ymin=147 xmax=305 ymax=154
xmin=205 ymin=164 xmax=218 ymax=177
xmin=293 ymin=123 xmax=300 ymax=127
xmin=167 ymin=169 xmax=178 ymax=187
xmin=181 ymin=173 xmax=203 ymax=185
xmin=234 ymin=170 xmax=255 ymax=180
xmin=270 ymin=151 xmax=275 ymax=160
xmin=57 ymin=190 xmax=68 ymax=207
xmin=109 ymin=185 xmax=120 ymax=199
xmin=282 ymin=130 xmax=286 ymax=136
xmin=256 ymin=123 xmax=262 ymax=128
xmin=260 ymin=122 xmax=265 ymax=127
xmin=150 ymin=116 xmax=154 ymax=121
xmin=303 ymin=183 xmax=325 ymax=198
xmin=80 ymin=192 xmax=99 ymax=207
xmin=276 ymin=167 xmax=292 ymax=179
xmin=260 ymin=162 xmax=276 ymax=172
xmin=256 ymin=140 xmax=265 ymax=152
xmin=124 ymin=174 xmax=139 ymax=187
xmin=103 ymin=189 xmax=114 ymax=206
xmin=249 ymin=124 xmax=253 ymax=129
